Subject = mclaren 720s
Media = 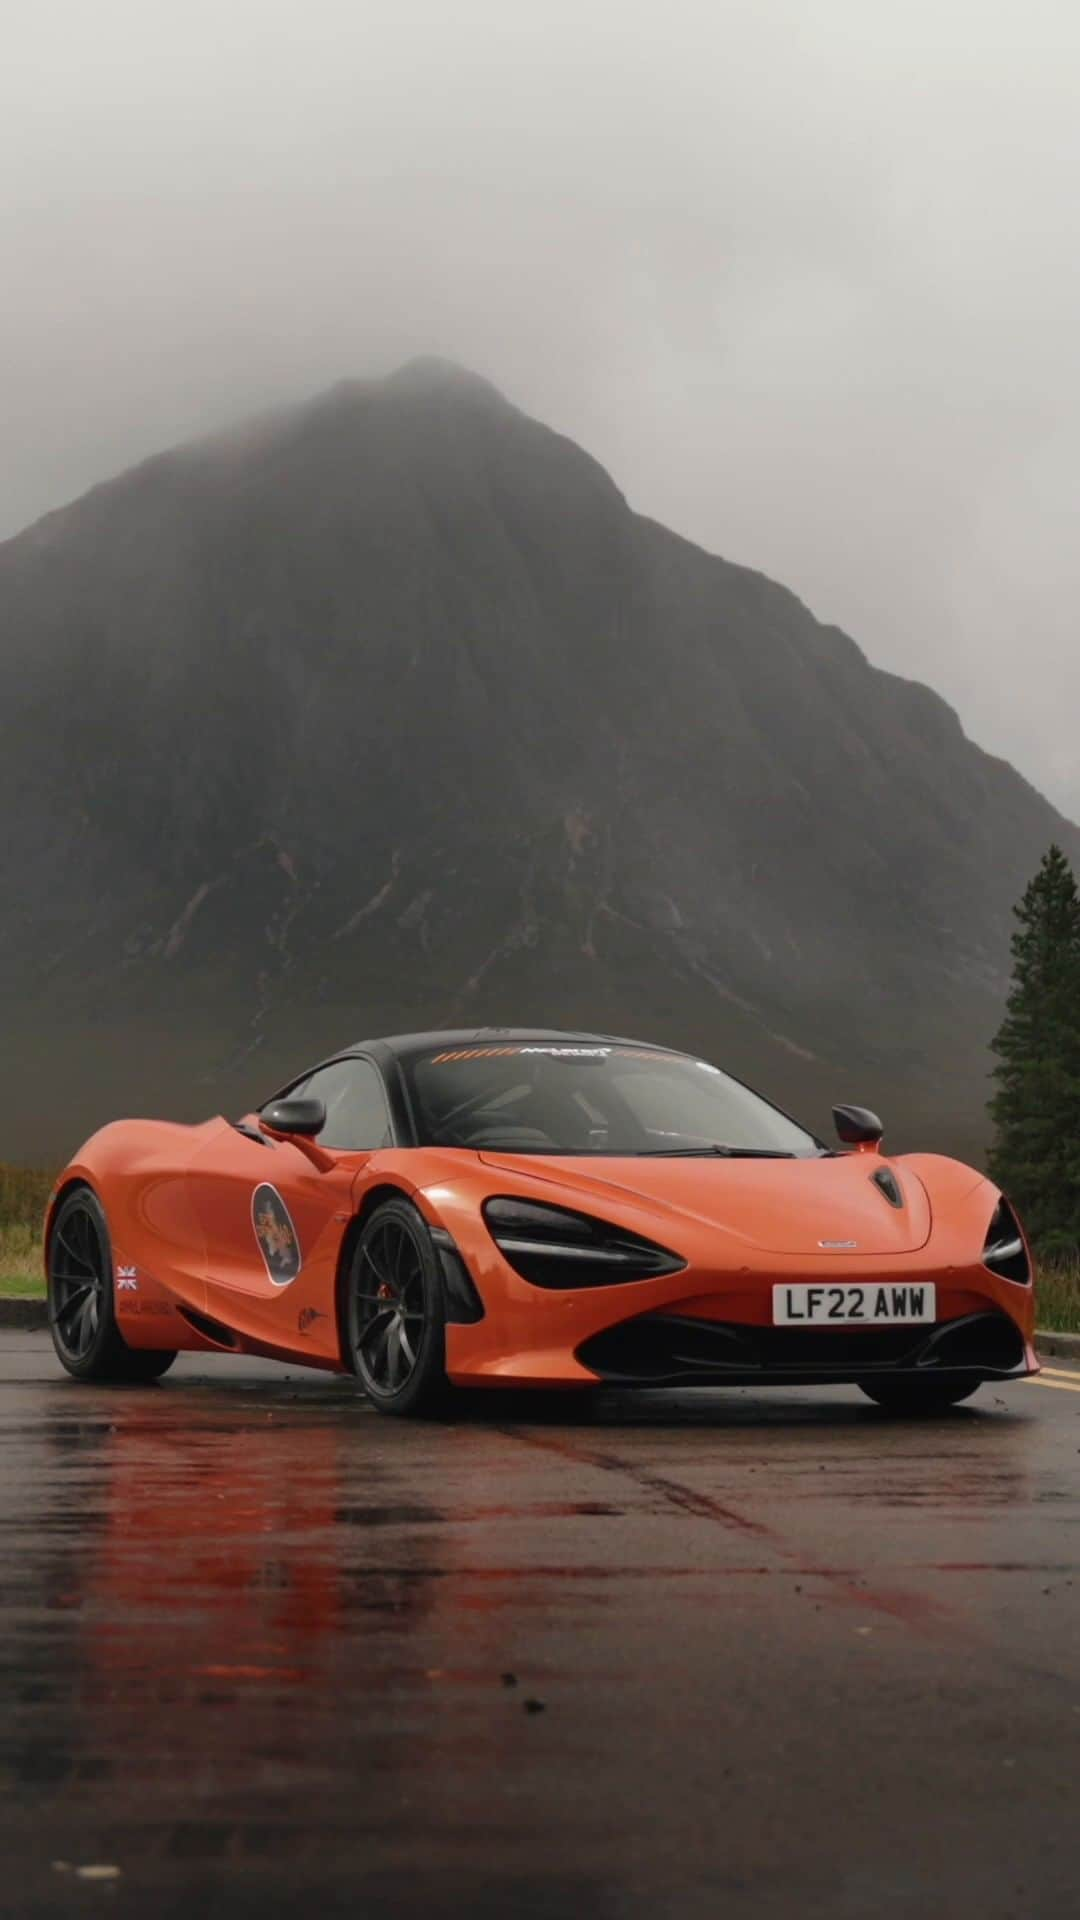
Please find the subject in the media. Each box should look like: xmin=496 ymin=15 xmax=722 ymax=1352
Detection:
xmin=45 ymin=1028 xmax=1037 ymax=1415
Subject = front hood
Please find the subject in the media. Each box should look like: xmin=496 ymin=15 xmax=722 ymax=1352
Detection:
xmin=477 ymin=1152 xmax=932 ymax=1256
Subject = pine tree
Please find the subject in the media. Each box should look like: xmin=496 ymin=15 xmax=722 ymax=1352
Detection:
xmin=989 ymin=845 xmax=1080 ymax=1250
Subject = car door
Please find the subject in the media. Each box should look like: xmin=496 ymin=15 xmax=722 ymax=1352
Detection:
xmin=188 ymin=1057 xmax=395 ymax=1350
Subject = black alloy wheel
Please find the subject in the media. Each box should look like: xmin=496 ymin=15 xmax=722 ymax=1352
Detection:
xmin=346 ymin=1197 xmax=448 ymax=1415
xmin=50 ymin=1198 xmax=105 ymax=1363
xmin=47 ymin=1187 xmax=176 ymax=1384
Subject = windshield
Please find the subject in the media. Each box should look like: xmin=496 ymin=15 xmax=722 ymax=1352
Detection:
xmin=404 ymin=1044 xmax=821 ymax=1156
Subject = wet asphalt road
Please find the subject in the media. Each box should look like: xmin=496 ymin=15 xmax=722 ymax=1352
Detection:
xmin=1 ymin=1334 xmax=1078 ymax=1920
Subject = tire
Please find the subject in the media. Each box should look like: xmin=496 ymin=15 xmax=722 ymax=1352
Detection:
xmin=859 ymin=1375 xmax=981 ymax=1414
xmin=344 ymin=1196 xmax=449 ymax=1416
xmin=47 ymin=1186 xmax=177 ymax=1385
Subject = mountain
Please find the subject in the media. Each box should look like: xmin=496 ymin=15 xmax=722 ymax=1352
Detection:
xmin=0 ymin=356 xmax=1075 ymax=1163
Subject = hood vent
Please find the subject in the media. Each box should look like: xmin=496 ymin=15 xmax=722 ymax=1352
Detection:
xmin=871 ymin=1167 xmax=904 ymax=1208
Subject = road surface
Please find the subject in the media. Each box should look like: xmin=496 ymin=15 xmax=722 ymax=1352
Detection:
xmin=1 ymin=1331 xmax=1078 ymax=1918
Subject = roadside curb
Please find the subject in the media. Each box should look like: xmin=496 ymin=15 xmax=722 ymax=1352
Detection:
xmin=0 ymin=1295 xmax=1077 ymax=1358
xmin=0 ymin=1298 xmax=49 ymax=1331
xmin=1033 ymin=1329 xmax=1080 ymax=1362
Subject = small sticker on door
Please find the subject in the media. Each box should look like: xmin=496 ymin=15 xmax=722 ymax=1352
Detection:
xmin=252 ymin=1184 xmax=302 ymax=1286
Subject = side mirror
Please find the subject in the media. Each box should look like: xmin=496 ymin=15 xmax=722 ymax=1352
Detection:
xmin=833 ymin=1104 xmax=883 ymax=1152
xmin=259 ymin=1096 xmax=326 ymax=1139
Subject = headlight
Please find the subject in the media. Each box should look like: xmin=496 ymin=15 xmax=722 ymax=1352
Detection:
xmin=982 ymin=1197 xmax=1031 ymax=1285
xmin=483 ymin=1197 xmax=685 ymax=1290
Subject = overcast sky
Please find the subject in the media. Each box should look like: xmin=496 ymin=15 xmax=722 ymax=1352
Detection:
xmin=3 ymin=0 xmax=1077 ymax=819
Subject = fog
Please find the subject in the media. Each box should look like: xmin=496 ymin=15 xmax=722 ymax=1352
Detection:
xmin=3 ymin=0 xmax=1077 ymax=818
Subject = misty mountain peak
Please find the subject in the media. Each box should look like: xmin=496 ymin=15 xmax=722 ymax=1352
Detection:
xmin=308 ymin=357 xmax=510 ymax=432
xmin=0 ymin=366 xmax=1076 ymax=1162
xmin=382 ymin=355 xmax=508 ymax=403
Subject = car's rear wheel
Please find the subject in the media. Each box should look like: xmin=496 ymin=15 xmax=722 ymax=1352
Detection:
xmin=859 ymin=1375 xmax=981 ymax=1413
xmin=345 ymin=1197 xmax=449 ymax=1416
xmin=48 ymin=1187 xmax=177 ymax=1384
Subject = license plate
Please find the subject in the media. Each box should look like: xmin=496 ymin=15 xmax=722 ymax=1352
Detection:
xmin=772 ymin=1282 xmax=936 ymax=1325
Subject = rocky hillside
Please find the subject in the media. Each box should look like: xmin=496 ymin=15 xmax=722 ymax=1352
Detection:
xmin=0 ymin=357 xmax=1073 ymax=1161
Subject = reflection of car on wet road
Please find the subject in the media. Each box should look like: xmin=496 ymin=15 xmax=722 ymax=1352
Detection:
xmin=44 ymin=1028 xmax=1037 ymax=1415
xmin=4 ymin=1332 xmax=1078 ymax=1919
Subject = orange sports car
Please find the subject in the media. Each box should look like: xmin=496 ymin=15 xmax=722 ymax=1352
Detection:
xmin=45 ymin=1028 xmax=1037 ymax=1415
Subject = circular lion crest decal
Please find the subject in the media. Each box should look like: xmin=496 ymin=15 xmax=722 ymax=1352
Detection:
xmin=251 ymin=1183 xmax=302 ymax=1286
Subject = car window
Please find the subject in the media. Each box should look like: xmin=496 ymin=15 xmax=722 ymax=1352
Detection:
xmin=298 ymin=1058 xmax=393 ymax=1151
xmin=405 ymin=1045 xmax=819 ymax=1154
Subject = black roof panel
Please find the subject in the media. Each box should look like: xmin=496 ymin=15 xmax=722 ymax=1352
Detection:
xmin=354 ymin=1027 xmax=677 ymax=1060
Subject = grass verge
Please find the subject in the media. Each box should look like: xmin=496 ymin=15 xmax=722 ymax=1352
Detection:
xmin=1 ymin=1166 xmax=51 ymax=1295
xmin=0 ymin=1221 xmax=43 ymax=1297
xmin=1035 ymin=1260 xmax=1080 ymax=1334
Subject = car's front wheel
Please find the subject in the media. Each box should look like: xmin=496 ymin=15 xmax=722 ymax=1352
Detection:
xmin=344 ymin=1196 xmax=449 ymax=1416
xmin=859 ymin=1375 xmax=981 ymax=1414
xmin=48 ymin=1187 xmax=177 ymax=1384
